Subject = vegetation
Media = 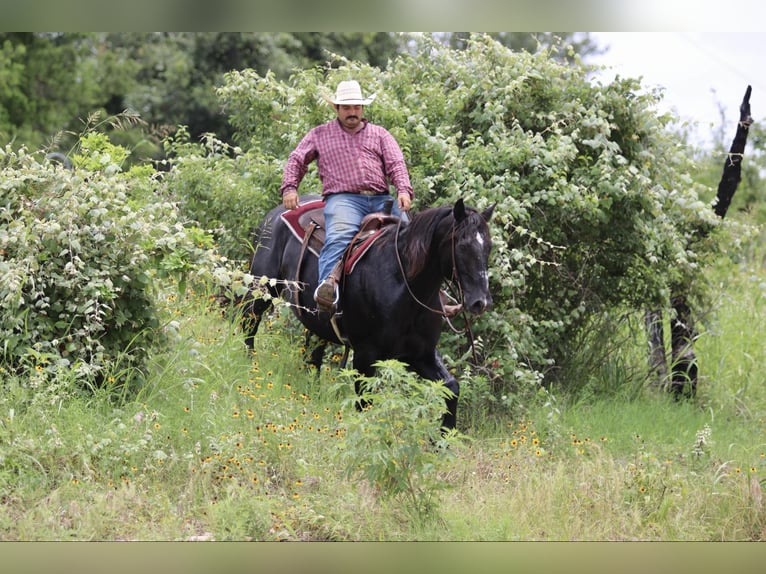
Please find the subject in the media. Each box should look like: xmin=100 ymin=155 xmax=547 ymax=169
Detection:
xmin=1 ymin=33 xmax=766 ymax=541
xmin=0 ymin=33 xmax=598 ymax=155
xmin=0 ymin=130 xmax=220 ymax=389
xmin=2 ymin=248 xmax=766 ymax=540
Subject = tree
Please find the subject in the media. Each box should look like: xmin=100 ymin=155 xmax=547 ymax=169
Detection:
xmin=649 ymin=86 xmax=755 ymax=399
xmin=439 ymin=32 xmax=604 ymax=62
xmin=0 ymin=33 xmax=410 ymax=154
xmin=0 ymin=33 xmax=109 ymax=151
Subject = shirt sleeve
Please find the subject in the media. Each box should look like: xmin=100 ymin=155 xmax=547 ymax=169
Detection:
xmin=280 ymin=130 xmax=318 ymax=195
xmin=381 ymin=130 xmax=414 ymax=199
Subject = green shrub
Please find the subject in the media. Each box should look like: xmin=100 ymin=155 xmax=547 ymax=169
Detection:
xmin=333 ymin=360 xmax=462 ymax=523
xmin=207 ymin=33 xmax=730 ymax=404
xmin=162 ymin=127 xmax=285 ymax=261
xmin=0 ymin=143 xmax=218 ymax=388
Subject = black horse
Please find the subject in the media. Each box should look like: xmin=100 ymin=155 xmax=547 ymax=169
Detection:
xmin=239 ymin=194 xmax=494 ymax=430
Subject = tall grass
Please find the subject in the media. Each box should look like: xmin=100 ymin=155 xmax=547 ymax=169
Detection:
xmin=2 ymin=231 xmax=766 ymax=540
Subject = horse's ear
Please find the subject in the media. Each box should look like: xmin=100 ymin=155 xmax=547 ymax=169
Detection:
xmin=482 ymin=203 xmax=496 ymax=222
xmin=453 ymin=198 xmax=466 ymax=222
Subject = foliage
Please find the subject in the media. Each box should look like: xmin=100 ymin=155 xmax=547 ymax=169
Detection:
xmin=0 ymin=33 xmax=108 ymax=151
xmin=442 ymin=32 xmax=605 ymax=63
xmin=210 ymin=33 xmax=728 ymax=398
xmin=0 ymin=32 xmax=412 ymax=154
xmin=333 ymin=360 xmax=462 ymax=523
xmin=2 ymin=32 xmax=766 ymax=544
xmin=161 ymin=127 xmax=281 ymax=260
xmin=0 ymin=138 xmax=219 ymax=388
xmin=3 ymin=249 xmax=766 ymax=541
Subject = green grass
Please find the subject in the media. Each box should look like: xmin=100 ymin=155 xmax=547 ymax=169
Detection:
xmin=3 ymin=238 xmax=766 ymax=541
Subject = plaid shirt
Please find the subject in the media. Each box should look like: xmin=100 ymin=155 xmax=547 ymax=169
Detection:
xmin=280 ymin=119 xmax=413 ymax=198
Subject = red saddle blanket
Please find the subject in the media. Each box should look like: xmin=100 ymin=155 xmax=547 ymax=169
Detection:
xmin=279 ymin=200 xmax=325 ymax=257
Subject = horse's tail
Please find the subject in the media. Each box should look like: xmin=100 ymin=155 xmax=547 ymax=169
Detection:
xmin=45 ymin=152 xmax=73 ymax=170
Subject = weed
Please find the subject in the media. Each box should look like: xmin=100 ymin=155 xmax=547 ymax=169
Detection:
xmin=333 ymin=361 xmax=463 ymax=525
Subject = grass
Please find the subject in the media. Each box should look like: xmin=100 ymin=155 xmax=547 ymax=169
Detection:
xmin=3 ymin=238 xmax=766 ymax=541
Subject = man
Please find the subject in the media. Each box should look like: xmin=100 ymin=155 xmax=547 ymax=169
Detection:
xmin=280 ymin=80 xmax=413 ymax=313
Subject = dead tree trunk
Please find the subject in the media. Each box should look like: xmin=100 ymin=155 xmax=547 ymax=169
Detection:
xmin=647 ymin=85 xmax=753 ymax=399
xmin=668 ymin=296 xmax=699 ymax=398
xmin=713 ymin=85 xmax=753 ymax=218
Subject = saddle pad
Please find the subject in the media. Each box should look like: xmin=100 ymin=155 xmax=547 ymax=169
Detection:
xmin=279 ymin=199 xmax=325 ymax=257
xmin=280 ymin=199 xmax=393 ymax=274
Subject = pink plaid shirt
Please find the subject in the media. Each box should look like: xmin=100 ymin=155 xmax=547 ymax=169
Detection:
xmin=280 ymin=119 xmax=413 ymax=199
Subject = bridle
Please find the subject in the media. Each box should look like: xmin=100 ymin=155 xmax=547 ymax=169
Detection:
xmin=393 ymin=215 xmax=482 ymax=363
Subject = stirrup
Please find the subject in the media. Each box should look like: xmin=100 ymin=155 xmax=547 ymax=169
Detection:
xmin=314 ymin=280 xmax=339 ymax=313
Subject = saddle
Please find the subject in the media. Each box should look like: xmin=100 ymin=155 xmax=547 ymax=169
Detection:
xmin=279 ymin=198 xmax=401 ymax=294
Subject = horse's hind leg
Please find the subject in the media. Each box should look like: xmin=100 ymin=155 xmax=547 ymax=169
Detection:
xmin=242 ymin=296 xmax=273 ymax=350
xmin=349 ymin=353 xmax=376 ymax=412
xmin=304 ymin=330 xmax=327 ymax=373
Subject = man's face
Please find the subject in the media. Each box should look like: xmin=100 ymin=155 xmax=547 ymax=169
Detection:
xmin=337 ymin=104 xmax=363 ymax=131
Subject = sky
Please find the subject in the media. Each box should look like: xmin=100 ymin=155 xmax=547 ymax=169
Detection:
xmin=586 ymin=32 xmax=765 ymax=149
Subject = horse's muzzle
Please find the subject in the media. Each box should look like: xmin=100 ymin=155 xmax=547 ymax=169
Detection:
xmin=466 ymin=296 xmax=492 ymax=315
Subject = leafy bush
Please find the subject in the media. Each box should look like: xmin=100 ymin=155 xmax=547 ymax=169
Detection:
xmin=162 ymin=126 xmax=286 ymax=261
xmin=334 ymin=360 xmax=461 ymax=522
xmin=0 ymin=143 xmax=218 ymax=387
xmin=201 ymin=34 xmax=728 ymax=400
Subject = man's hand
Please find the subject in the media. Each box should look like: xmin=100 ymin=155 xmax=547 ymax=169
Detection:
xmin=283 ymin=190 xmax=299 ymax=210
xmin=397 ymin=193 xmax=411 ymax=212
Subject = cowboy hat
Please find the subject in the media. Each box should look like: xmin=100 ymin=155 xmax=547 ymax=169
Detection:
xmin=326 ymin=80 xmax=376 ymax=106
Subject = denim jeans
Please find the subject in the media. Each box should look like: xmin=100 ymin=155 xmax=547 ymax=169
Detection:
xmin=317 ymin=192 xmax=403 ymax=284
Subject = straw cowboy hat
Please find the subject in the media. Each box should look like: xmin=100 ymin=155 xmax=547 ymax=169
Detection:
xmin=324 ymin=80 xmax=376 ymax=106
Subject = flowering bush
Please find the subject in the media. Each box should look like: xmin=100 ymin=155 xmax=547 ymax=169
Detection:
xmin=0 ymin=143 xmax=218 ymax=386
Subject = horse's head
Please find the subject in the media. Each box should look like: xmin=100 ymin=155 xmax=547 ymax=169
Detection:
xmin=449 ymin=198 xmax=495 ymax=315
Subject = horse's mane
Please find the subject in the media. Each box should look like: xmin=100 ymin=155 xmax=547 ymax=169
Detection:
xmin=377 ymin=205 xmax=455 ymax=280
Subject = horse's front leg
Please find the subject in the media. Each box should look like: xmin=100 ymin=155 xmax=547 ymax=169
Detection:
xmin=408 ymin=350 xmax=459 ymax=432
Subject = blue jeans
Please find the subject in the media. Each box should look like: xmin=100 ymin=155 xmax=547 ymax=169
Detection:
xmin=318 ymin=193 xmax=402 ymax=284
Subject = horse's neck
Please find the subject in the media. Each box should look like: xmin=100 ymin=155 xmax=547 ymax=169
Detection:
xmin=399 ymin=219 xmax=451 ymax=292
